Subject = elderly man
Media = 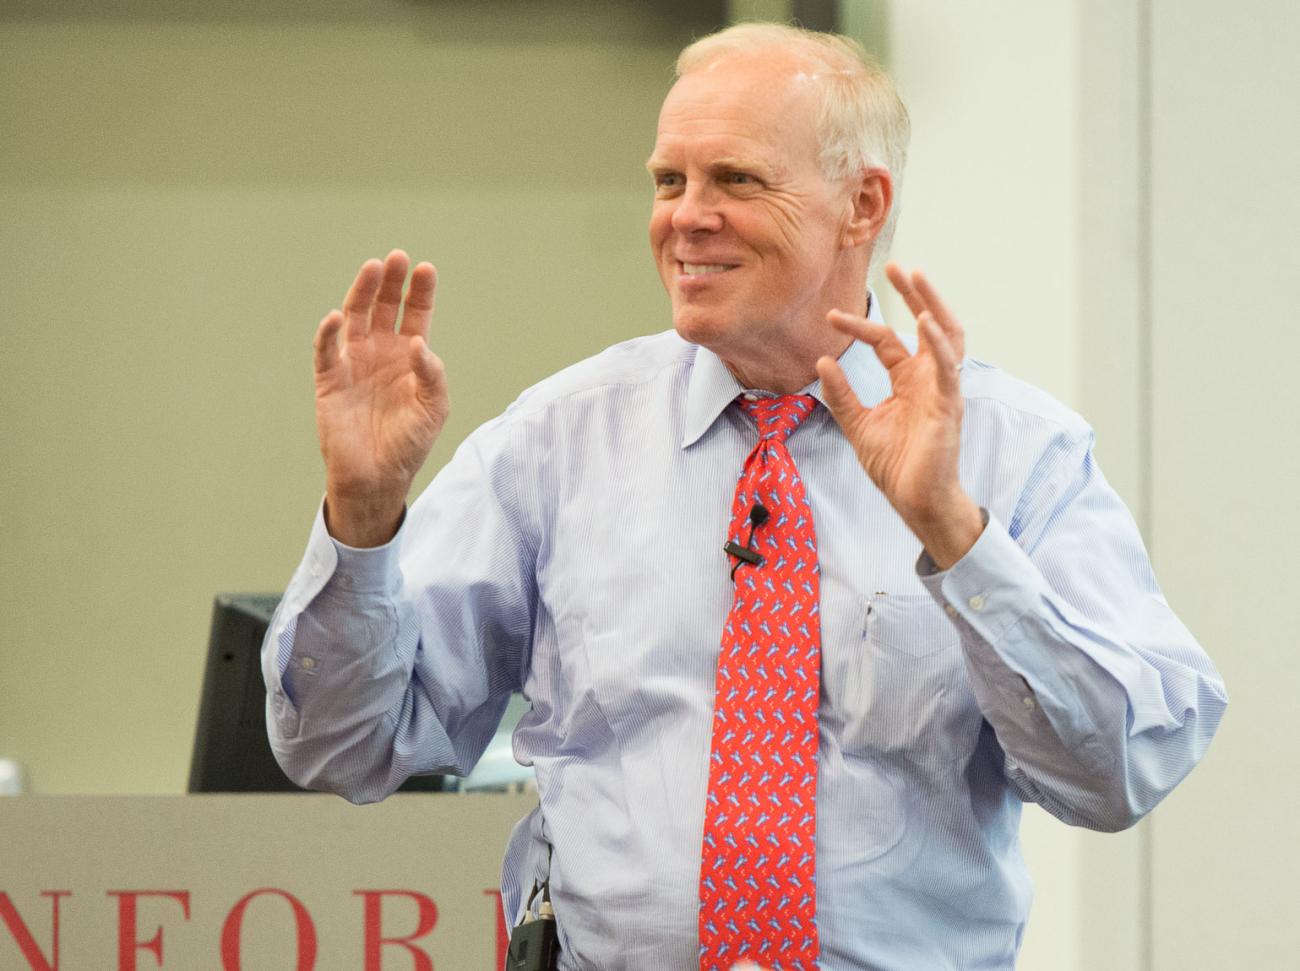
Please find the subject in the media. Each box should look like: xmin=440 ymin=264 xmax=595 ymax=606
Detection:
xmin=263 ymin=22 xmax=1225 ymax=971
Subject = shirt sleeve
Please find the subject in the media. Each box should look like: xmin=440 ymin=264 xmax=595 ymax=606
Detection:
xmin=917 ymin=430 xmax=1228 ymax=832
xmin=260 ymin=414 xmax=537 ymax=805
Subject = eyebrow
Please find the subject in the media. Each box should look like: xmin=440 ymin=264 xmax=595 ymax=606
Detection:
xmin=644 ymin=154 xmax=780 ymax=178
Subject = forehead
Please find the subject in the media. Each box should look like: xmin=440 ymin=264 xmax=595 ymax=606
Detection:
xmin=649 ymin=57 xmax=823 ymax=169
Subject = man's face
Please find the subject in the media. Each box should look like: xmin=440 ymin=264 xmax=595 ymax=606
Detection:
xmin=647 ymin=55 xmax=853 ymax=371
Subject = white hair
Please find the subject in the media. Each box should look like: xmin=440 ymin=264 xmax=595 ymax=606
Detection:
xmin=676 ymin=22 xmax=911 ymax=263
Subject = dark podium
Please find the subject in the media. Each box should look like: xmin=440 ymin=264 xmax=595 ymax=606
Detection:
xmin=188 ymin=593 xmax=445 ymax=793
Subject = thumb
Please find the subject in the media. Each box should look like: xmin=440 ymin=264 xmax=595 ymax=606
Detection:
xmin=409 ymin=335 xmax=445 ymax=391
xmin=409 ymin=336 xmax=449 ymax=424
xmin=817 ymin=355 xmax=868 ymax=433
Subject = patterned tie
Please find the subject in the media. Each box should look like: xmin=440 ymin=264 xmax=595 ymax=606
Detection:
xmin=699 ymin=394 xmax=821 ymax=971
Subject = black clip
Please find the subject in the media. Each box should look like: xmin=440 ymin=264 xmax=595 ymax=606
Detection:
xmin=506 ymin=878 xmax=560 ymax=971
xmin=725 ymin=502 xmax=770 ymax=580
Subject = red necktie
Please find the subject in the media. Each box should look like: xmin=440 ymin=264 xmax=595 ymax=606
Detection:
xmin=699 ymin=394 xmax=821 ymax=971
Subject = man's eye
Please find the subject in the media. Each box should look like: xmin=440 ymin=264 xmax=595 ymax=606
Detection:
xmin=655 ymin=173 xmax=683 ymax=189
xmin=726 ymin=172 xmax=756 ymax=185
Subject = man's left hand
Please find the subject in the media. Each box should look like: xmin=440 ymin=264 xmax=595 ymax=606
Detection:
xmin=816 ymin=262 xmax=984 ymax=570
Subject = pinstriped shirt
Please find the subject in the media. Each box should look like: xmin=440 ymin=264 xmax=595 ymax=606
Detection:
xmin=263 ymin=307 xmax=1226 ymax=970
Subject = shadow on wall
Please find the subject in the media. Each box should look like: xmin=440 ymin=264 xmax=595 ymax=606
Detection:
xmin=0 ymin=0 xmax=729 ymax=43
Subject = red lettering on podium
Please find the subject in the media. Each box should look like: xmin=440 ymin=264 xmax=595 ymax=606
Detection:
xmin=220 ymin=888 xmax=317 ymax=971
xmin=354 ymin=890 xmax=438 ymax=970
xmin=107 ymin=891 xmax=191 ymax=971
xmin=0 ymin=892 xmax=69 ymax=971
xmin=482 ymin=889 xmax=508 ymax=970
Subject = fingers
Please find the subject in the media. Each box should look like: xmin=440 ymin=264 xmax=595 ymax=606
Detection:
xmin=918 ymin=311 xmax=961 ymax=397
xmin=885 ymin=262 xmax=966 ymax=361
xmin=399 ymin=262 xmax=437 ymax=338
xmin=816 ymin=354 xmax=869 ymax=432
xmin=826 ymin=302 xmax=961 ymax=405
xmin=908 ymin=269 xmax=965 ymax=360
xmin=341 ymin=258 xmax=385 ymax=341
xmin=369 ymin=250 xmax=412 ymax=335
xmin=884 ymin=261 xmax=927 ymax=320
xmin=340 ymin=251 xmax=437 ymax=344
xmin=313 ymin=310 xmax=344 ymax=374
xmin=827 ymin=309 xmax=910 ymax=368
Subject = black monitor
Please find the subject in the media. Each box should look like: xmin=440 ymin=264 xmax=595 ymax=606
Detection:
xmin=188 ymin=594 xmax=444 ymax=793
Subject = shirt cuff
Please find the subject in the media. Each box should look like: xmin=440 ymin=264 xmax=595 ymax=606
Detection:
xmin=326 ymin=504 xmax=406 ymax=595
xmin=915 ymin=509 xmax=1044 ymax=647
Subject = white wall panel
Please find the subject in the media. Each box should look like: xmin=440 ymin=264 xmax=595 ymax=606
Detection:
xmin=1148 ymin=0 xmax=1300 ymax=966
xmin=845 ymin=5 xmax=1087 ymax=968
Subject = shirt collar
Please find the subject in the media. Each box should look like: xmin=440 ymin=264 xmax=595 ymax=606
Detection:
xmin=681 ymin=291 xmax=891 ymax=448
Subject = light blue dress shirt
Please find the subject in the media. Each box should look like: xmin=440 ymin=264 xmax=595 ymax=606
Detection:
xmin=263 ymin=309 xmax=1227 ymax=970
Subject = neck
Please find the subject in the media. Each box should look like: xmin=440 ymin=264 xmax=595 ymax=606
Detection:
xmin=722 ymin=331 xmax=856 ymax=394
xmin=720 ymin=282 xmax=868 ymax=393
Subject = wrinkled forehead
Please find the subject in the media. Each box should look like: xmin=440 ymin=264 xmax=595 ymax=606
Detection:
xmin=659 ymin=52 xmax=824 ymax=124
xmin=652 ymin=56 xmax=823 ymax=164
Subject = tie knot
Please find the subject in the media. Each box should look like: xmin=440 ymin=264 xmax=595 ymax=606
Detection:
xmin=740 ymin=394 xmax=816 ymax=443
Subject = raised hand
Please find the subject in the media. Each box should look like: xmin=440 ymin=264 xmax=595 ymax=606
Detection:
xmin=815 ymin=262 xmax=984 ymax=569
xmin=313 ymin=249 xmax=449 ymax=547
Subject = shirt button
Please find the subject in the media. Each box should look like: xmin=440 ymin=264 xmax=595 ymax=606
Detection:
xmin=968 ymin=594 xmax=986 ymax=611
xmin=300 ymin=657 xmax=317 ymax=670
xmin=1022 ymin=696 xmax=1036 ymax=710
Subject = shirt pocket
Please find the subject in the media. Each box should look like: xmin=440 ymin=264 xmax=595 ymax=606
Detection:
xmin=837 ymin=592 xmax=982 ymax=768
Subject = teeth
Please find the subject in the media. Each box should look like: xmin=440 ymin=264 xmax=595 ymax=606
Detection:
xmin=682 ymin=263 xmax=731 ymax=276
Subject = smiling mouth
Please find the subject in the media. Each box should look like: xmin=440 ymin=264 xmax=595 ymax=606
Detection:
xmin=678 ymin=261 xmax=738 ymax=276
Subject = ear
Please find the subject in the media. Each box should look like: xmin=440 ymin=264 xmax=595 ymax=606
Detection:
xmin=840 ymin=167 xmax=892 ymax=250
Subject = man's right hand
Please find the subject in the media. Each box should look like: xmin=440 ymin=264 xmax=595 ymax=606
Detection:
xmin=313 ymin=249 xmax=449 ymax=548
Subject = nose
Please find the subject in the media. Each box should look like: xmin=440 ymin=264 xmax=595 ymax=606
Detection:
xmin=670 ymin=182 xmax=724 ymax=234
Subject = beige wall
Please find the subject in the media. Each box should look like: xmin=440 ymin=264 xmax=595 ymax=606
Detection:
xmin=0 ymin=0 xmax=709 ymax=795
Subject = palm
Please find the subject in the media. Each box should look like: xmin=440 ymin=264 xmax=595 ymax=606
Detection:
xmin=317 ymin=332 xmax=444 ymax=490
xmin=313 ymin=252 xmax=448 ymax=505
xmin=838 ymin=347 xmax=963 ymax=519
xmin=817 ymin=264 xmax=968 ymax=527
